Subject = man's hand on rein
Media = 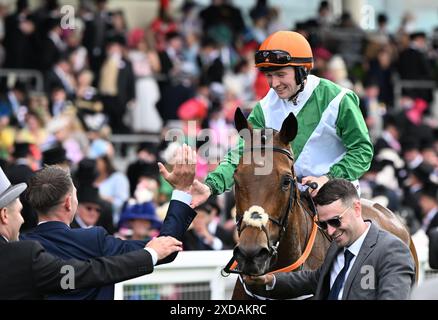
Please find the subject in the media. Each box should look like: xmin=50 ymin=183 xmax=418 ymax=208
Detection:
xmin=243 ymin=274 xmax=274 ymax=287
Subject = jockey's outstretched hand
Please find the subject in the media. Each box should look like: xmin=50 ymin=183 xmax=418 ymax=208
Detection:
xmin=301 ymin=175 xmax=329 ymax=197
xmin=190 ymin=179 xmax=211 ymax=208
xmin=158 ymin=143 xmax=196 ymax=193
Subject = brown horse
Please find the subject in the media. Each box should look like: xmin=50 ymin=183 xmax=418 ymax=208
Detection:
xmin=228 ymin=108 xmax=419 ymax=299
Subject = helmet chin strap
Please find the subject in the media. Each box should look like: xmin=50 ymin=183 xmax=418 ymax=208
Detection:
xmin=288 ymin=66 xmax=308 ymax=105
xmin=288 ymin=81 xmax=305 ymax=105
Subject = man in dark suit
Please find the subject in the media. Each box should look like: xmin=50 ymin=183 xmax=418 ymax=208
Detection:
xmin=244 ymin=179 xmax=415 ymax=300
xmin=397 ymin=32 xmax=434 ymax=103
xmin=418 ymin=182 xmax=438 ymax=236
xmin=0 ymin=166 xmax=183 ymax=300
xmin=3 ymin=0 xmax=38 ymax=69
xmin=22 ymin=144 xmax=198 ymax=299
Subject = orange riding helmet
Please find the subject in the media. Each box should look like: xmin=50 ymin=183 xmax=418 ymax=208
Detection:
xmin=255 ymin=31 xmax=314 ymax=72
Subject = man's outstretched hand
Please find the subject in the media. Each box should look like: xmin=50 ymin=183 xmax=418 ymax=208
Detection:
xmin=158 ymin=144 xmax=196 ymax=193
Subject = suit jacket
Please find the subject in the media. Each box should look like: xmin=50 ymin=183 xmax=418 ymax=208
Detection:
xmin=21 ymin=199 xmax=196 ymax=300
xmin=429 ymin=227 xmax=438 ymax=269
xmin=0 ymin=237 xmax=153 ymax=300
xmin=253 ymin=223 xmax=415 ymax=300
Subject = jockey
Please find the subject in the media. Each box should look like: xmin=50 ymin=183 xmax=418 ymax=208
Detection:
xmin=192 ymin=30 xmax=373 ymax=204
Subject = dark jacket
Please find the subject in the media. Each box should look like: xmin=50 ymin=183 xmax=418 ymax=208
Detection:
xmin=0 ymin=237 xmax=153 ymax=300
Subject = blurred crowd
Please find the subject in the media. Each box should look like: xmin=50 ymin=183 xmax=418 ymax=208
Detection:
xmin=0 ymin=0 xmax=438 ymax=258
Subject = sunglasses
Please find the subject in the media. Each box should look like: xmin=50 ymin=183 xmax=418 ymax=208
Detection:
xmin=315 ymin=206 xmax=351 ymax=230
xmin=255 ymin=50 xmax=313 ymax=66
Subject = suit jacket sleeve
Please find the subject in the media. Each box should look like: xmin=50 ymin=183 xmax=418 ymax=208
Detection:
xmin=245 ymin=267 xmax=321 ymax=300
xmin=375 ymin=238 xmax=415 ymax=299
xmin=264 ymin=268 xmax=321 ymax=299
xmin=157 ymin=199 xmax=197 ymax=264
xmin=30 ymin=241 xmax=154 ymax=294
xmin=99 ymin=226 xmax=146 ymax=256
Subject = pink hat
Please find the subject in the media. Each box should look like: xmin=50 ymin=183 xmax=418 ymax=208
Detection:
xmin=128 ymin=28 xmax=145 ymax=49
xmin=178 ymin=98 xmax=208 ymax=120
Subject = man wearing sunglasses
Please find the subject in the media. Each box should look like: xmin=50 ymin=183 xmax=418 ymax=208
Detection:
xmin=243 ymin=179 xmax=415 ymax=300
xmin=191 ymin=30 xmax=373 ymax=206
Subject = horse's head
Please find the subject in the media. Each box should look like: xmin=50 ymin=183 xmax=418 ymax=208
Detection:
xmin=232 ymin=108 xmax=299 ymax=276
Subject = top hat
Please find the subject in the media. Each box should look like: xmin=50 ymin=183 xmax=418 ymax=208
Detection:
xmin=77 ymin=185 xmax=103 ymax=207
xmin=12 ymin=142 xmax=31 ymax=159
xmin=42 ymin=145 xmax=69 ymax=166
xmin=0 ymin=167 xmax=27 ymax=208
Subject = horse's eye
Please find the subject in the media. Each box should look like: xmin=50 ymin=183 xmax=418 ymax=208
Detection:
xmin=282 ymin=177 xmax=291 ymax=186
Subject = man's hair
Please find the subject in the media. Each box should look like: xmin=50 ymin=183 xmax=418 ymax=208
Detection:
xmin=314 ymin=179 xmax=359 ymax=207
xmin=26 ymin=166 xmax=73 ymax=214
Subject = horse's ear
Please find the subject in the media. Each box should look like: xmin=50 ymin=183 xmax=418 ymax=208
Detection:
xmin=279 ymin=112 xmax=298 ymax=145
xmin=234 ymin=107 xmax=251 ymax=133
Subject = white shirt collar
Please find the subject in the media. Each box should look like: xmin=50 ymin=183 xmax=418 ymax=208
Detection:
xmin=345 ymin=222 xmax=371 ymax=256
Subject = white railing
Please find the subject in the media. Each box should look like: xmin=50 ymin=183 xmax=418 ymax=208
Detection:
xmin=114 ymin=250 xmax=238 ymax=300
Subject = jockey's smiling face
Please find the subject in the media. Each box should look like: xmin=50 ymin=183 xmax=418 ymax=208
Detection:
xmin=263 ymin=66 xmax=299 ymax=100
xmin=316 ymin=199 xmax=363 ymax=247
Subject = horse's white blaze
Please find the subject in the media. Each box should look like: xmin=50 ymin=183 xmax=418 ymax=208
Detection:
xmin=243 ymin=206 xmax=269 ymax=229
